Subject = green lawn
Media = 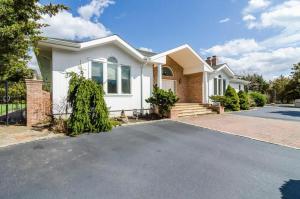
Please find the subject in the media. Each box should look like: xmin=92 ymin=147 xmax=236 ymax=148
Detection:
xmin=0 ymin=104 xmax=26 ymax=116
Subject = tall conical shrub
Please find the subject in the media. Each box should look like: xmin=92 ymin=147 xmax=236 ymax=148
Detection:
xmin=224 ymin=85 xmax=240 ymax=111
xmin=238 ymin=90 xmax=250 ymax=110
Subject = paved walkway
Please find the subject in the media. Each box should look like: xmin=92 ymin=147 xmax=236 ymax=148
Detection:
xmin=0 ymin=126 xmax=60 ymax=148
xmin=177 ymin=113 xmax=300 ymax=149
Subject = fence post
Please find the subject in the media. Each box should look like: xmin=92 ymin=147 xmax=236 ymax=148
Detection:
xmin=5 ymin=81 xmax=8 ymax=125
xmin=25 ymin=79 xmax=51 ymax=127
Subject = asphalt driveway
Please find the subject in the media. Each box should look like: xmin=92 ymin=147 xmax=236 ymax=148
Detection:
xmin=0 ymin=121 xmax=300 ymax=199
xmin=232 ymin=106 xmax=300 ymax=121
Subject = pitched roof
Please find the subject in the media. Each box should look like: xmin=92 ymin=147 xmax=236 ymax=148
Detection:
xmin=136 ymin=49 xmax=157 ymax=57
xmin=211 ymin=63 xmax=226 ymax=70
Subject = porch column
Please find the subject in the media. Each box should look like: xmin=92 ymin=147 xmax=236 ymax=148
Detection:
xmin=157 ymin=64 xmax=162 ymax=88
xmin=203 ymin=72 xmax=209 ymax=104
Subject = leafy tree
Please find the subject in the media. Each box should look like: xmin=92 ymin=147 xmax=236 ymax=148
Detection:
xmin=238 ymin=90 xmax=250 ymax=110
xmin=286 ymin=63 xmax=300 ymax=100
xmin=270 ymin=75 xmax=291 ymax=103
xmin=224 ymin=85 xmax=240 ymax=111
xmin=0 ymin=0 xmax=67 ymax=81
xmin=242 ymin=73 xmax=269 ymax=94
xmin=146 ymin=85 xmax=179 ymax=117
xmin=67 ymin=72 xmax=112 ymax=136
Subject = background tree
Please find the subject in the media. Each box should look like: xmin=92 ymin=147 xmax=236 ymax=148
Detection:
xmin=0 ymin=0 xmax=67 ymax=81
xmin=242 ymin=73 xmax=269 ymax=94
xmin=270 ymin=75 xmax=291 ymax=103
xmin=286 ymin=63 xmax=300 ymax=100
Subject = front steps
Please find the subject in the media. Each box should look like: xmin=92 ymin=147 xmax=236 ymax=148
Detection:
xmin=171 ymin=103 xmax=216 ymax=118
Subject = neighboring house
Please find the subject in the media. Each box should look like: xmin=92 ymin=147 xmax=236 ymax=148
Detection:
xmin=37 ymin=35 xmax=248 ymax=116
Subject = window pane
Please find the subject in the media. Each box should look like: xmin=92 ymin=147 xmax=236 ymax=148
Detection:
xmin=223 ymin=79 xmax=226 ymax=94
xmin=218 ymin=79 xmax=222 ymax=95
xmin=121 ymin=66 xmax=131 ymax=94
xmin=91 ymin=62 xmax=103 ymax=85
xmin=108 ymin=64 xmax=117 ymax=93
xmin=162 ymin=67 xmax=173 ymax=76
xmin=214 ymin=78 xmax=218 ymax=95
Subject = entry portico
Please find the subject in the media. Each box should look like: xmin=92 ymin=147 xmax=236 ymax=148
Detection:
xmin=149 ymin=45 xmax=213 ymax=104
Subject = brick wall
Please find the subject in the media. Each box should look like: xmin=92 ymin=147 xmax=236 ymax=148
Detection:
xmin=184 ymin=72 xmax=203 ymax=103
xmin=25 ymin=79 xmax=51 ymax=127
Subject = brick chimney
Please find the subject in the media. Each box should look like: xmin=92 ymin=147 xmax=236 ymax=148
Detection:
xmin=206 ymin=57 xmax=212 ymax=66
xmin=211 ymin=55 xmax=218 ymax=66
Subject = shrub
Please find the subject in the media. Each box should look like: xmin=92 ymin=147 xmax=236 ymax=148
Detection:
xmin=146 ymin=85 xmax=179 ymax=117
xmin=238 ymin=90 xmax=250 ymax=110
xmin=67 ymin=72 xmax=112 ymax=136
xmin=224 ymin=85 xmax=240 ymax=111
xmin=249 ymin=92 xmax=267 ymax=107
xmin=210 ymin=95 xmax=226 ymax=106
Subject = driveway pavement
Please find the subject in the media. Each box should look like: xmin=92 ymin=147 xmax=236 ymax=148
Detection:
xmin=232 ymin=106 xmax=300 ymax=121
xmin=0 ymin=121 xmax=300 ymax=199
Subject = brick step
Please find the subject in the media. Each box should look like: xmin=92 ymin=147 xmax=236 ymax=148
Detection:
xmin=178 ymin=111 xmax=216 ymax=117
xmin=172 ymin=106 xmax=208 ymax=111
xmin=176 ymin=109 xmax=213 ymax=114
xmin=174 ymin=104 xmax=206 ymax=108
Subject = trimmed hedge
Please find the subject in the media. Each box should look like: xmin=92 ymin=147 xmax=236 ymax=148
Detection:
xmin=249 ymin=92 xmax=267 ymax=107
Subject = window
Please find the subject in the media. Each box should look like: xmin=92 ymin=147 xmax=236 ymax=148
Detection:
xmin=218 ymin=79 xmax=222 ymax=95
xmin=91 ymin=61 xmax=103 ymax=85
xmin=214 ymin=78 xmax=218 ymax=95
xmin=223 ymin=79 xmax=226 ymax=94
xmin=107 ymin=57 xmax=118 ymax=93
xmin=121 ymin=65 xmax=131 ymax=94
xmin=162 ymin=66 xmax=173 ymax=76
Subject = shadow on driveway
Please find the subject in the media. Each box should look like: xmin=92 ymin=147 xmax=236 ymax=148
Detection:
xmin=270 ymin=111 xmax=300 ymax=118
xmin=280 ymin=179 xmax=300 ymax=199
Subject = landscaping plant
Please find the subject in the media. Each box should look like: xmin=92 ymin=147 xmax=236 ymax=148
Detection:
xmin=224 ymin=85 xmax=240 ymax=111
xmin=146 ymin=85 xmax=179 ymax=118
xmin=238 ymin=90 xmax=250 ymax=110
xmin=249 ymin=92 xmax=267 ymax=107
xmin=67 ymin=72 xmax=112 ymax=136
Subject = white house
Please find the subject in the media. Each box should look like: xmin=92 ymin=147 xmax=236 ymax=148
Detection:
xmin=37 ymin=35 xmax=248 ymax=116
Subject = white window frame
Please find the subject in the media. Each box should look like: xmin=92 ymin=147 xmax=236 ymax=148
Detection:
xmin=89 ymin=57 xmax=132 ymax=96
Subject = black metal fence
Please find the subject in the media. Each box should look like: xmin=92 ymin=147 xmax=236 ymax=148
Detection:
xmin=0 ymin=81 xmax=26 ymax=125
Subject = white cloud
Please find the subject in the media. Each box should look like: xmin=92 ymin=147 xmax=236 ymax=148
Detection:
xmin=205 ymin=39 xmax=262 ymax=57
xmin=219 ymin=18 xmax=230 ymax=23
xmin=78 ymin=0 xmax=115 ymax=21
xmin=41 ymin=0 xmax=114 ymax=40
xmin=139 ymin=47 xmax=153 ymax=52
xmin=243 ymin=0 xmax=271 ymax=14
xmin=243 ymin=14 xmax=256 ymax=21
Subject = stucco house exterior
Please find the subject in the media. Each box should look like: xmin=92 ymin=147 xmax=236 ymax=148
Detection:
xmin=37 ymin=35 xmax=248 ymax=117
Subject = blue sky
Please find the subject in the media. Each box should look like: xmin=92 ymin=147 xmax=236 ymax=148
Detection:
xmin=40 ymin=0 xmax=300 ymax=79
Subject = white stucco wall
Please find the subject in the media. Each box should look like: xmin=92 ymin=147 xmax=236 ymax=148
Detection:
xmin=229 ymin=82 xmax=245 ymax=92
xmin=51 ymin=43 xmax=152 ymax=116
xmin=207 ymin=70 xmax=231 ymax=99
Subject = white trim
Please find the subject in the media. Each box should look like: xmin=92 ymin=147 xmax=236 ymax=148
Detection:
xmin=215 ymin=63 xmax=235 ymax=77
xmin=150 ymin=44 xmax=214 ymax=72
xmin=39 ymin=35 xmax=145 ymax=61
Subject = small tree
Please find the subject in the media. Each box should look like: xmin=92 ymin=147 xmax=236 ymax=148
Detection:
xmin=249 ymin=92 xmax=267 ymax=107
xmin=224 ymin=85 xmax=240 ymax=111
xmin=146 ymin=85 xmax=179 ymax=117
xmin=238 ymin=90 xmax=250 ymax=110
xmin=67 ymin=72 xmax=112 ymax=136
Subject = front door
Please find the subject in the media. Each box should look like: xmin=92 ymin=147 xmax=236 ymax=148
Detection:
xmin=162 ymin=79 xmax=176 ymax=93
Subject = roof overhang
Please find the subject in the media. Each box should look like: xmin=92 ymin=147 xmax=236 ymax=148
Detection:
xmin=230 ymin=78 xmax=250 ymax=85
xmin=215 ymin=63 xmax=235 ymax=77
xmin=38 ymin=35 xmax=145 ymax=62
xmin=149 ymin=44 xmax=214 ymax=74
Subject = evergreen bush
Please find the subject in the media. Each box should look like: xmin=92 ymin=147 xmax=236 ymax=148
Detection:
xmin=249 ymin=92 xmax=267 ymax=107
xmin=224 ymin=85 xmax=240 ymax=111
xmin=238 ymin=90 xmax=250 ymax=110
xmin=67 ymin=72 xmax=112 ymax=136
xmin=146 ymin=85 xmax=179 ymax=117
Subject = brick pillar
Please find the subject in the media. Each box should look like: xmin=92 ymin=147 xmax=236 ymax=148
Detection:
xmin=25 ymin=79 xmax=51 ymax=127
